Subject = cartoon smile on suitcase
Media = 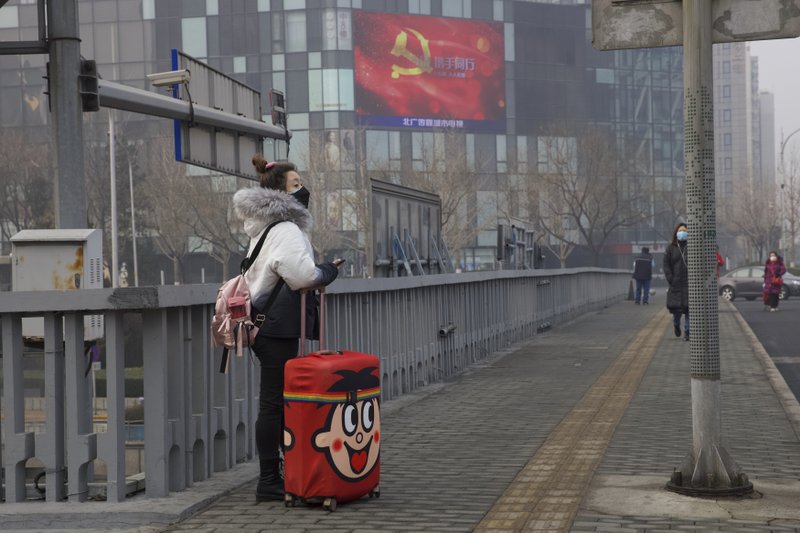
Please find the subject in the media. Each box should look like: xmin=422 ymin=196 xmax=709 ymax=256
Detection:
xmin=312 ymin=367 xmax=381 ymax=481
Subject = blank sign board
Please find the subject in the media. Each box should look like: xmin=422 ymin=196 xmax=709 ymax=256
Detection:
xmin=593 ymin=0 xmax=800 ymax=50
xmin=172 ymin=49 xmax=266 ymax=180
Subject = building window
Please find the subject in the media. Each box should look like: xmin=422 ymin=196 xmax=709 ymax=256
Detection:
xmin=723 ymin=133 xmax=732 ymax=146
xmin=722 ymin=61 xmax=730 ymax=74
xmin=723 ymin=109 xmax=731 ymax=123
xmin=443 ymin=0 xmax=470 ymax=18
xmin=724 ymin=157 xmax=732 ymax=170
xmin=308 ymin=69 xmax=354 ymax=111
xmin=182 ymin=17 xmax=207 ymax=58
xmin=493 ymin=0 xmax=504 ymax=21
xmin=233 ymin=56 xmax=246 ymax=73
xmin=322 ymin=10 xmax=352 ymax=51
xmin=257 ymin=0 xmax=270 ymax=11
xmin=285 ymin=11 xmax=307 ymax=52
xmin=142 ymin=0 xmax=155 ymax=20
xmin=206 ymin=0 xmax=219 ymax=16
xmin=285 ymin=0 xmax=306 ymax=9
xmin=410 ymin=0 xmax=432 ymax=15
xmin=722 ymin=85 xmax=731 ymax=98
xmin=0 ymin=6 xmax=19 ymax=28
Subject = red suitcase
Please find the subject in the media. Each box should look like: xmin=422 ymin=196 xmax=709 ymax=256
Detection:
xmin=283 ymin=291 xmax=381 ymax=511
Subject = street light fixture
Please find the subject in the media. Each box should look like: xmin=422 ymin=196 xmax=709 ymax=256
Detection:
xmin=779 ymin=127 xmax=800 ymax=266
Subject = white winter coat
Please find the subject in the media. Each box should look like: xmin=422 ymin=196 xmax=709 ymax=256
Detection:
xmin=233 ymin=186 xmax=320 ymax=301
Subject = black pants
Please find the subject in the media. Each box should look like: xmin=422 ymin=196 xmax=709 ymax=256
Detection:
xmin=767 ymin=292 xmax=780 ymax=309
xmin=254 ymin=336 xmax=299 ymax=460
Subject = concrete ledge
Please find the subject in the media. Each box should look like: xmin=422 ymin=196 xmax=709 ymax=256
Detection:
xmin=0 ymin=461 xmax=258 ymax=531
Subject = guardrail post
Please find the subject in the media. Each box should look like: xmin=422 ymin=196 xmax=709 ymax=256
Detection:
xmin=2 ymin=313 xmax=35 ymax=503
xmin=42 ymin=313 xmax=66 ymax=502
xmin=99 ymin=311 xmax=127 ymax=502
xmin=64 ymin=312 xmax=97 ymax=502
xmin=142 ymin=309 xmax=169 ymax=497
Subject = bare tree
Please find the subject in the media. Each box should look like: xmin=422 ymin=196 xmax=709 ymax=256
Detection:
xmin=401 ymin=130 xmax=490 ymax=268
xmin=529 ymin=126 xmax=650 ymax=267
xmin=138 ymin=139 xmax=203 ymax=284
xmin=183 ymin=174 xmax=251 ymax=281
xmin=779 ymin=145 xmax=800 ymax=266
xmin=728 ymin=179 xmax=780 ymax=262
xmin=0 ymin=132 xmax=53 ymax=244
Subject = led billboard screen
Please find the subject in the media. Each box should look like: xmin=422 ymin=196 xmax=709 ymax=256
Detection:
xmin=353 ymin=12 xmax=506 ymax=132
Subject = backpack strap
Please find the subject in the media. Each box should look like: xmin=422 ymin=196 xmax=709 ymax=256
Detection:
xmin=241 ymin=219 xmax=284 ymax=274
xmin=252 ymin=277 xmax=285 ymax=328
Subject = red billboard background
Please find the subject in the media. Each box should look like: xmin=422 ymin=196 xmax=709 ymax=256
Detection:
xmin=353 ymin=12 xmax=506 ymax=132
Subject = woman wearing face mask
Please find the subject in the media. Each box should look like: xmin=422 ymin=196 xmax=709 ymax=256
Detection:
xmin=763 ymin=251 xmax=786 ymax=312
xmin=663 ymin=223 xmax=690 ymax=341
xmin=233 ymin=154 xmax=341 ymax=501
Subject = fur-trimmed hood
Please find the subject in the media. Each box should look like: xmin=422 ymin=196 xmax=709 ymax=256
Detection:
xmin=233 ymin=186 xmax=312 ymax=238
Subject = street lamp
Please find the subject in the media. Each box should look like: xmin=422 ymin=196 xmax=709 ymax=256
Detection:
xmin=779 ymin=127 xmax=800 ymax=266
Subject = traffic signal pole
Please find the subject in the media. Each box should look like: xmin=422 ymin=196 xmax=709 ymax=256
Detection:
xmin=47 ymin=0 xmax=87 ymax=229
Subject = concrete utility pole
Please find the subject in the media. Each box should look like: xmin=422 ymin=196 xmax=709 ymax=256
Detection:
xmin=670 ymin=0 xmax=751 ymax=495
xmin=47 ymin=0 xmax=87 ymax=229
xmin=592 ymin=0 xmax=800 ymax=496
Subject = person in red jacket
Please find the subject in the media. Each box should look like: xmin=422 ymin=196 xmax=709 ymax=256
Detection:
xmin=763 ymin=251 xmax=786 ymax=312
xmin=716 ymin=247 xmax=724 ymax=278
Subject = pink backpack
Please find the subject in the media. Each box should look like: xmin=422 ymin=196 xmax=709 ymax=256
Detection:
xmin=211 ymin=220 xmax=283 ymax=372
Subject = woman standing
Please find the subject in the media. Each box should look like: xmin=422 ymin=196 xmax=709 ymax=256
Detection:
xmin=663 ymin=223 xmax=690 ymax=341
xmin=234 ymin=155 xmax=340 ymax=501
xmin=763 ymin=251 xmax=786 ymax=312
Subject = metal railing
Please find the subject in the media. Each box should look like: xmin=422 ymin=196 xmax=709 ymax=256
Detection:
xmin=0 ymin=268 xmax=627 ymax=504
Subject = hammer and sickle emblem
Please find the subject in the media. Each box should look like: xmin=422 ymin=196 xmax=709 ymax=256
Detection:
xmin=390 ymin=28 xmax=433 ymax=79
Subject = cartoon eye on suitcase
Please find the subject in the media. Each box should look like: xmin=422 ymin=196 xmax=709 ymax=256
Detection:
xmin=283 ymin=353 xmax=381 ymax=511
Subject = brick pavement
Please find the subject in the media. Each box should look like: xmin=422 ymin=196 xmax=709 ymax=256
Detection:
xmin=167 ymin=291 xmax=800 ymax=532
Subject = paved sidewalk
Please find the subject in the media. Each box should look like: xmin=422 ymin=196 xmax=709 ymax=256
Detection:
xmin=163 ymin=292 xmax=800 ymax=532
xmin=4 ymin=293 xmax=799 ymax=532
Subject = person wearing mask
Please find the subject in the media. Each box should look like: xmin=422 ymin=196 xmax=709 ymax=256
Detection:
xmin=632 ymin=246 xmax=654 ymax=305
xmin=663 ymin=223 xmax=690 ymax=341
xmin=234 ymin=154 xmax=340 ymax=501
xmin=763 ymin=251 xmax=786 ymax=312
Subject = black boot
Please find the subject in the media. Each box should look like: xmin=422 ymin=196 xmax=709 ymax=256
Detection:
xmin=256 ymin=457 xmax=284 ymax=501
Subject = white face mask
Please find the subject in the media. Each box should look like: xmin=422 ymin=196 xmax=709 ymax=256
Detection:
xmin=770 ymin=256 xmax=777 ymax=262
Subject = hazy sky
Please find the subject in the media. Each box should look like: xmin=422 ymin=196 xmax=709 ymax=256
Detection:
xmin=750 ymin=38 xmax=800 ymax=167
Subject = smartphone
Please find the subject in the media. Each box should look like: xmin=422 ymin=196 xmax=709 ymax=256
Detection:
xmin=333 ymin=258 xmax=346 ymax=267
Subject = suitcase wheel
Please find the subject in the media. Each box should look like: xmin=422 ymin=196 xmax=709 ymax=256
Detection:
xmin=369 ymin=485 xmax=381 ymax=499
xmin=322 ymin=497 xmax=337 ymax=512
xmin=284 ymin=493 xmax=297 ymax=507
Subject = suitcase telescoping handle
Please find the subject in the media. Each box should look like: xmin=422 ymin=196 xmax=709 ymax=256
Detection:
xmin=300 ymin=286 xmax=325 ymax=356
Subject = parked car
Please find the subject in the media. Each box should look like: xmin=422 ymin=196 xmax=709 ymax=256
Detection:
xmin=718 ymin=266 xmax=799 ymax=301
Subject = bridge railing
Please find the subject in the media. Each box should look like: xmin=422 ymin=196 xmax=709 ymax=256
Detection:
xmin=0 ymin=268 xmax=627 ymax=504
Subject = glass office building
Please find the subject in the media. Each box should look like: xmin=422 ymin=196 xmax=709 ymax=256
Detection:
xmin=1 ymin=0 xmax=767 ymax=271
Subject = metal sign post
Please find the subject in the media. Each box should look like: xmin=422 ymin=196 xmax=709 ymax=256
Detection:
xmin=593 ymin=0 xmax=800 ymax=496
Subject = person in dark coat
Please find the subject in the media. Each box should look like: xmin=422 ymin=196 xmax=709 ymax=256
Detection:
xmin=632 ymin=246 xmax=654 ymax=304
xmin=663 ymin=223 xmax=689 ymax=341
xmin=763 ymin=251 xmax=786 ymax=312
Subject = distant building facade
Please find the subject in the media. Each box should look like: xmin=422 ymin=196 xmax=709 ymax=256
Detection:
xmin=0 ymin=0 xmax=774 ymax=270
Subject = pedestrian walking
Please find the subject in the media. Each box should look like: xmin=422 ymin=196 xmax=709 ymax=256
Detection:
xmin=234 ymin=155 xmax=341 ymax=501
xmin=632 ymin=246 xmax=653 ymax=305
xmin=763 ymin=251 xmax=786 ymax=312
xmin=663 ymin=223 xmax=690 ymax=341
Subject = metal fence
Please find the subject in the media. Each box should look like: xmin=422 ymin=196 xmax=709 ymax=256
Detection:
xmin=0 ymin=268 xmax=627 ymax=504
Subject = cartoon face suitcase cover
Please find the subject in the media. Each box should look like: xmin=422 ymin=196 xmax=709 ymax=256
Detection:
xmin=283 ymin=350 xmax=381 ymax=510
